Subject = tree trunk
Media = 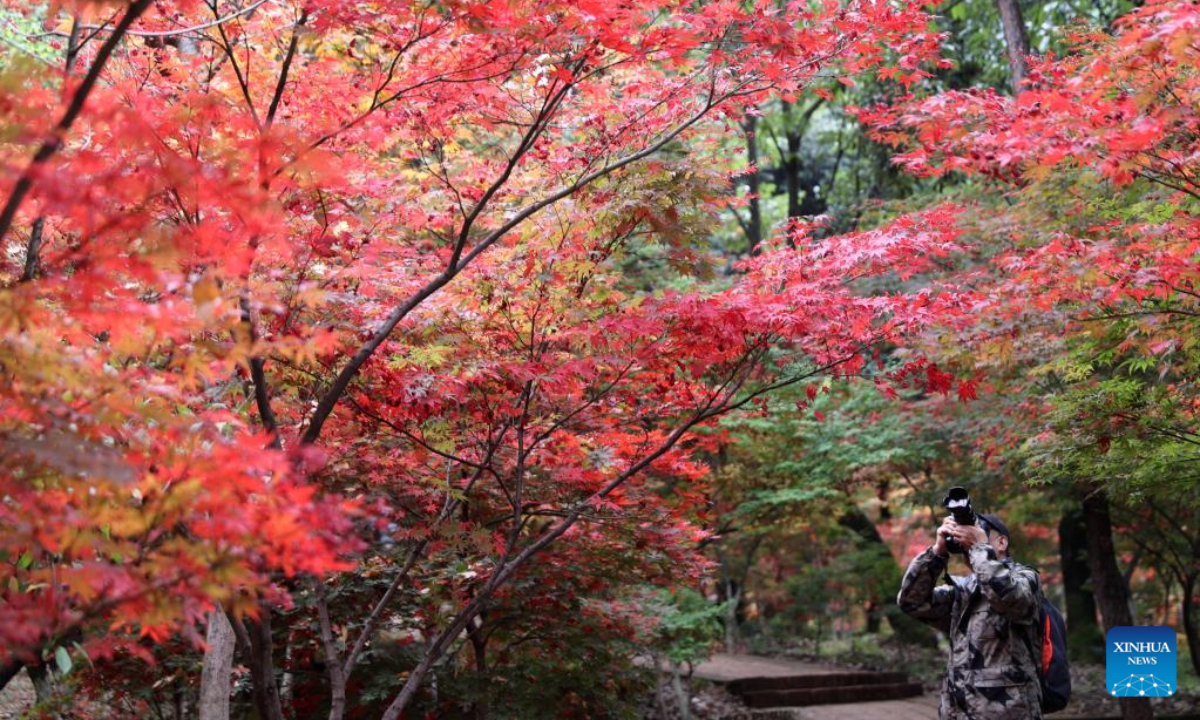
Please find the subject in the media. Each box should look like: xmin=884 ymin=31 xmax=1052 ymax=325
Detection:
xmin=1082 ymin=491 xmax=1154 ymax=720
xmin=717 ymin=534 xmax=762 ymax=653
xmin=1182 ymin=572 xmax=1200 ymax=678
xmin=653 ymin=656 xmax=671 ymax=719
xmin=865 ymin=600 xmax=881 ymax=634
xmin=199 ymin=610 xmax=235 ymax=720
xmin=778 ymin=99 xmax=825 ymax=234
xmin=468 ymin=618 xmax=490 ymax=720
xmin=993 ymin=0 xmax=1031 ymax=92
xmin=670 ymin=662 xmax=692 ymax=720
xmin=780 ymin=100 xmax=806 ymax=228
xmin=742 ymin=116 xmax=763 ymax=254
xmin=785 ymin=122 xmax=801 ymax=224
xmin=724 ymin=575 xmax=741 ymax=653
xmin=26 ymin=658 xmax=54 ymax=706
xmin=1059 ymin=508 xmax=1105 ymax=662
xmin=249 ymin=616 xmax=286 ymax=720
xmin=232 ymin=608 xmax=286 ymax=720
xmin=279 ymin=633 xmax=294 ymax=713
xmin=314 ymin=583 xmax=348 ymax=720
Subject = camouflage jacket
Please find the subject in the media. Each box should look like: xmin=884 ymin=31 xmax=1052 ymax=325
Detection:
xmin=898 ymin=544 xmax=1043 ymax=720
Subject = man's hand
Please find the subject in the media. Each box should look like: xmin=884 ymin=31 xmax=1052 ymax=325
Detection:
xmin=934 ymin=516 xmax=956 ymax=556
xmin=951 ymin=523 xmax=989 ymax=550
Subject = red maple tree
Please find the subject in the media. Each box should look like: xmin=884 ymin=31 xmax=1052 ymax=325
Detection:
xmin=0 ymin=0 xmax=966 ymax=715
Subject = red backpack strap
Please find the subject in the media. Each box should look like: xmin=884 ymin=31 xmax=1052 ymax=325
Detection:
xmin=1042 ymin=612 xmax=1053 ymax=675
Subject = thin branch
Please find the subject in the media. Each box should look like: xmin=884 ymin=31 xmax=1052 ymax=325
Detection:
xmin=0 ymin=32 xmax=59 ymax=68
xmin=18 ymin=217 xmax=44 ymax=283
xmin=340 ymin=426 xmax=508 ymax=681
xmin=239 ymin=294 xmax=280 ymax=443
xmin=300 ymin=91 xmax=732 ymax=445
xmin=211 ymin=0 xmax=260 ymax=128
xmin=24 ymin=0 xmax=271 ymax=39
xmin=265 ymin=9 xmax=306 ymax=127
xmin=314 ymin=582 xmax=347 ymax=720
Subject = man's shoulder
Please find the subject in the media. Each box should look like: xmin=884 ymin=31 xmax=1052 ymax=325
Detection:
xmin=1010 ymin=559 xmax=1043 ymax=585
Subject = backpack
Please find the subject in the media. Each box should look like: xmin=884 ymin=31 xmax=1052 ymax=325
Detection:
xmin=1032 ymin=594 xmax=1072 ymax=714
xmin=951 ymin=563 xmax=1072 ymax=713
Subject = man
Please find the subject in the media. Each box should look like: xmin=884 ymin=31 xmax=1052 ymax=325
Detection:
xmin=897 ymin=512 xmax=1043 ymax=720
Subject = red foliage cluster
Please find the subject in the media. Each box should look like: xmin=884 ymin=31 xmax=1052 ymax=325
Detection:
xmin=0 ymin=0 xmax=966 ymax=711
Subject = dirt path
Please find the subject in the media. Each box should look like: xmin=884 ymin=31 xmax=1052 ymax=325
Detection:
xmin=789 ymin=695 xmax=939 ymax=720
xmin=691 ymin=653 xmax=840 ymax=682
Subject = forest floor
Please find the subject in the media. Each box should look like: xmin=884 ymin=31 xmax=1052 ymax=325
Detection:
xmin=683 ymin=652 xmax=1200 ymax=720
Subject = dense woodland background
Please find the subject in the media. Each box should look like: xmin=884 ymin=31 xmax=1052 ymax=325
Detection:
xmin=0 ymin=0 xmax=1198 ymax=718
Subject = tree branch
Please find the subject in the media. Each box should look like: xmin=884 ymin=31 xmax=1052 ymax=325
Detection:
xmin=301 ymin=93 xmax=730 ymax=444
xmin=265 ymin=9 xmax=307 ymax=127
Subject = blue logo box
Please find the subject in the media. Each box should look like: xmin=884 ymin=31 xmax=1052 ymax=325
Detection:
xmin=1106 ymin=626 xmax=1176 ymax=697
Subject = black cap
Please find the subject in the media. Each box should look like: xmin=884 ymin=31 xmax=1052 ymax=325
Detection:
xmin=978 ymin=512 xmax=1010 ymax=540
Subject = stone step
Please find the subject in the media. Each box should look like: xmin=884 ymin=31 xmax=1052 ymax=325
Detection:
xmin=728 ymin=671 xmax=911 ymax=694
xmin=738 ymin=681 xmax=925 ymax=709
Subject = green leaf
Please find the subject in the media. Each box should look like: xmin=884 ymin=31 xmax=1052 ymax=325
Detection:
xmin=72 ymin=641 xmax=94 ymax=669
xmin=55 ymin=646 xmax=72 ymax=675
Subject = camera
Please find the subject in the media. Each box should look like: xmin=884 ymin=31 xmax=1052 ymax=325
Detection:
xmin=941 ymin=486 xmax=976 ymax=554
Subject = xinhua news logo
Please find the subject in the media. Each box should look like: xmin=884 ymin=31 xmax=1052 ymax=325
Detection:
xmin=1106 ymin=626 xmax=1176 ymax=698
